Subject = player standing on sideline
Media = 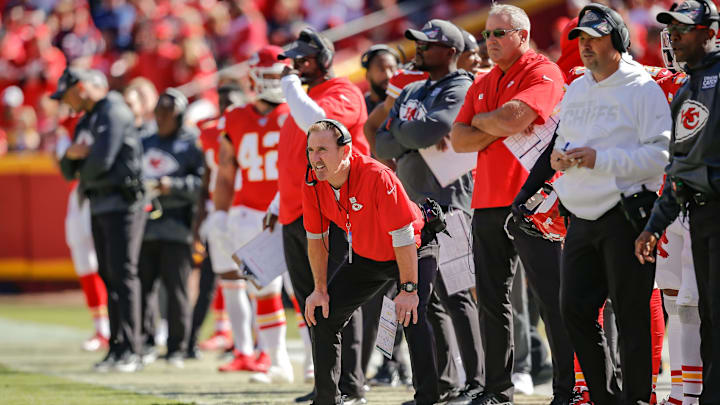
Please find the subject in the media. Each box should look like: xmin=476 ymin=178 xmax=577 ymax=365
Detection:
xmin=187 ymin=83 xmax=244 ymax=359
xmin=56 ymin=68 xmax=146 ymax=373
xmin=206 ymin=45 xmax=295 ymax=383
xmin=450 ymin=5 xmax=575 ymax=404
xmin=137 ymin=89 xmax=204 ymax=368
xmin=458 ymin=29 xmax=485 ymax=76
xmin=546 ymin=4 xmax=671 ymax=403
xmin=56 ymin=110 xmax=110 ymax=352
xmin=361 ymin=44 xmax=400 ymax=116
xmin=267 ymin=27 xmax=370 ymax=404
xmin=303 ymin=119 xmax=439 ymax=405
xmin=636 ymin=1 xmax=720 ymax=402
xmin=375 ymin=19 xmax=483 ymax=405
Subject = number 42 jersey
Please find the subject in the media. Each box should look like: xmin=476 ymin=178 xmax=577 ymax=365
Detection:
xmin=219 ymin=103 xmax=290 ymax=212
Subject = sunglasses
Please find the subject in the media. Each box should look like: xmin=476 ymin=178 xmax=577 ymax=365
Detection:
xmin=416 ymin=41 xmax=451 ymax=51
xmin=481 ymin=28 xmax=522 ymax=39
xmin=666 ymin=23 xmax=708 ymax=35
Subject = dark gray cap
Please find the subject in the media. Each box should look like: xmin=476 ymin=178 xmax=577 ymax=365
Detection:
xmin=657 ymin=1 xmax=709 ymax=25
xmin=51 ymin=68 xmax=85 ymax=100
xmin=461 ymin=29 xmax=479 ymax=52
xmin=278 ymin=28 xmax=334 ymax=60
xmin=405 ymin=19 xmax=465 ymax=51
xmin=569 ymin=8 xmax=616 ymax=39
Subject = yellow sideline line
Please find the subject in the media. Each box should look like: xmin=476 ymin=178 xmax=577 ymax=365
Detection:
xmin=335 ymin=0 xmax=565 ymax=84
xmin=0 ymin=154 xmax=59 ymax=175
xmin=0 ymin=259 xmax=76 ymax=281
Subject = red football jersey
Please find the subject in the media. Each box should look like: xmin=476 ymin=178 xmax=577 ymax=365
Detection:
xmin=277 ymin=77 xmax=370 ymax=225
xmin=303 ymin=153 xmax=424 ymax=262
xmin=220 ymin=103 xmax=290 ymax=212
xmin=656 ymin=72 xmax=688 ymax=104
xmin=197 ymin=117 xmax=222 ymax=197
xmin=386 ymin=69 xmax=429 ymax=99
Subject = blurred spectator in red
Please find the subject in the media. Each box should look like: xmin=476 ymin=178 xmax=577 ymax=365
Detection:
xmin=7 ymin=105 xmax=40 ymax=151
xmin=19 ymin=23 xmax=66 ymax=109
xmin=555 ymin=17 xmax=581 ymax=80
xmin=174 ymin=36 xmax=218 ymax=103
xmin=302 ymin=0 xmax=364 ymax=30
xmin=267 ymin=0 xmax=305 ymax=46
xmin=1 ymin=85 xmax=23 ymax=129
xmin=636 ymin=25 xmax=664 ymax=67
xmin=50 ymin=0 xmax=104 ymax=63
xmin=228 ymin=0 xmax=268 ymax=63
xmin=128 ymin=19 xmax=181 ymax=93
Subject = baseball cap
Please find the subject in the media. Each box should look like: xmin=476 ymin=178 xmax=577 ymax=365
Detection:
xmin=51 ymin=68 xmax=86 ymax=100
xmin=405 ymin=19 xmax=465 ymax=51
xmin=278 ymin=28 xmax=334 ymax=60
xmin=657 ymin=1 xmax=710 ymax=25
xmin=460 ymin=29 xmax=479 ymax=52
xmin=568 ymin=8 xmax=617 ymax=39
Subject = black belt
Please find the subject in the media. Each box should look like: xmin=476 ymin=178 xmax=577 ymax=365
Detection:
xmin=689 ymin=190 xmax=719 ymax=206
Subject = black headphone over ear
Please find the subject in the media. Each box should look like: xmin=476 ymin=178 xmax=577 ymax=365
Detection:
xmin=299 ymin=28 xmax=334 ymax=72
xmin=579 ymin=4 xmax=631 ymax=53
xmin=699 ymin=0 xmax=720 ymax=25
xmin=304 ymin=119 xmax=352 ymax=186
xmin=162 ymin=88 xmax=189 ymax=126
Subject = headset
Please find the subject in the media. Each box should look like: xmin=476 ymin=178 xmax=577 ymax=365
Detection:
xmin=299 ymin=28 xmax=335 ymax=72
xmin=578 ymin=3 xmax=631 ymax=53
xmin=305 ymin=119 xmax=352 ymax=186
xmin=361 ymin=44 xmax=401 ymax=69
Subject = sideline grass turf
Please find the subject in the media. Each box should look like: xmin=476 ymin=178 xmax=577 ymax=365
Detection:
xmin=0 ymin=364 xmax=192 ymax=405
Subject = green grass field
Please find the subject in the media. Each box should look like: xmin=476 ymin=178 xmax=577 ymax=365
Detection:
xmin=0 ymin=290 xmax=554 ymax=405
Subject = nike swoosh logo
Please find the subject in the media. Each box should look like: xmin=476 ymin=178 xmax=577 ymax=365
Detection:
xmin=387 ymin=185 xmax=396 ymax=195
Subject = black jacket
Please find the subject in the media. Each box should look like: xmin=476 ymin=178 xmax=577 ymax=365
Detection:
xmin=141 ymin=127 xmax=204 ymax=244
xmin=646 ymin=52 xmax=720 ymax=234
xmin=375 ymin=69 xmax=474 ymax=212
xmin=59 ymin=92 xmax=143 ymax=214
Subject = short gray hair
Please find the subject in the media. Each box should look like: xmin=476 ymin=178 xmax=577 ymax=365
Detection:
xmin=489 ymin=4 xmax=531 ymax=38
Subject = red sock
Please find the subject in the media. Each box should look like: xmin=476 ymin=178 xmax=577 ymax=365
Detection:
xmin=213 ymin=285 xmax=225 ymax=311
xmin=78 ymin=273 xmax=107 ymax=311
xmin=256 ymin=294 xmax=286 ymax=330
xmin=650 ymin=288 xmax=665 ymax=394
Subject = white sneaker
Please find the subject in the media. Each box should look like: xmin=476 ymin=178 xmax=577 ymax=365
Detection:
xmin=249 ymin=365 xmax=294 ymax=384
xmin=511 ymin=372 xmax=534 ymax=395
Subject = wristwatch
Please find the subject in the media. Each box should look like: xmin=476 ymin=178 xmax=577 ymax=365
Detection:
xmin=399 ymin=282 xmax=418 ymax=293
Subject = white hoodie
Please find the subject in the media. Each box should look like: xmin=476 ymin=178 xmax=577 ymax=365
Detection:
xmin=553 ymin=57 xmax=671 ymax=220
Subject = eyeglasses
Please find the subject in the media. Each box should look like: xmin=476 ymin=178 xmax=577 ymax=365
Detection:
xmin=666 ymin=23 xmax=708 ymax=35
xmin=416 ymin=41 xmax=451 ymax=51
xmin=481 ymin=28 xmax=522 ymax=39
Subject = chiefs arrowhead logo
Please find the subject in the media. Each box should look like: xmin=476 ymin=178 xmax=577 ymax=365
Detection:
xmin=143 ymin=148 xmax=179 ymax=178
xmin=675 ymin=100 xmax=709 ymax=144
xmin=399 ymin=99 xmax=427 ymax=122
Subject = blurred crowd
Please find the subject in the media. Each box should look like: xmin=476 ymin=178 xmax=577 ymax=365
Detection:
xmin=0 ymin=0 xmax=687 ymax=155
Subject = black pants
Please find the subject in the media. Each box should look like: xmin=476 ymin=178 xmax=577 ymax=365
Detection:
xmin=188 ymin=251 xmax=217 ymax=350
xmin=311 ymin=245 xmax=441 ymax=405
xmin=428 ymin=271 xmax=484 ymax=391
xmin=138 ymin=240 xmax=193 ymax=355
xmin=91 ymin=208 xmax=146 ymax=355
xmin=560 ymin=205 xmax=655 ymax=405
xmin=472 ymin=207 xmax=574 ymax=400
xmin=282 ymin=217 xmax=365 ymax=397
xmin=689 ymin=200 xmax=720 ymax=405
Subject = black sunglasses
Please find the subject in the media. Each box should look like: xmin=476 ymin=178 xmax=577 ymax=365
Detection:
xmin=481 ymin=28 xmax=522 ymax=39
xmin=416 ymin=41 xmax=451 ymax=51
xmin=666 ymin=23 xmax=708 ymax=35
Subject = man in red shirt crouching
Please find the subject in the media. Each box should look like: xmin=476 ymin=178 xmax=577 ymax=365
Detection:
xmin=303 ymin=119 xmax=439 ymax=405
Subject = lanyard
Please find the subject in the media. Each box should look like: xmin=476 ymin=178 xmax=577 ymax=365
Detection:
xmin=334 ymin=167 xmax=353 ymax=263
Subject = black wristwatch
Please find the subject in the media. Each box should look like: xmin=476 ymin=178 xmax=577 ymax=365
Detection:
xmin=399 ymin=282 xmax=418 ymax=293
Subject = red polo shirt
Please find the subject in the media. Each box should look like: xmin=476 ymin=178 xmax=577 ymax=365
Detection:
xmin=302 ymin=153 xmax=424 ymax=262
xmin=454 ymin=50 xmax=564 ymax=209
xmin=278 ymin=77 xmax=370 ymax=225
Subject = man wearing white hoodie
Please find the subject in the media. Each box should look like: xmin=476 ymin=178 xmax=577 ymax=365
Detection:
xmin=550 ymin=4 xmax=671 ymax=405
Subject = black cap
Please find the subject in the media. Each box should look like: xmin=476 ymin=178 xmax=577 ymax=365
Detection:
xmin=460 ymin=29 xmax=479 ymax=52
xmin=657 ymin=1 xmax=710 ymax=25
xmin=278 ymin=28 xmax=334 ymax=60
xmin=405 ymin=19 xmax=465 ymax=51
xmin=569 ymin=8 xmax=616 ymax=39
xmin=51 ymin=68 xmax=85 ymax=100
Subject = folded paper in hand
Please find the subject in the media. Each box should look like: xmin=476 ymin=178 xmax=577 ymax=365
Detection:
xmin=232 ymin=227 xmax=287 ymax=287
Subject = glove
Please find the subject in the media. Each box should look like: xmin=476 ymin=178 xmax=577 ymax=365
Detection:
xmin=511 ymin=189 xmax=545 ymax=239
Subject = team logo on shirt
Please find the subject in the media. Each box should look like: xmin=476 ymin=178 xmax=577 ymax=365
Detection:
xmin=75 ymin=129 xmax=94 ymax=146
xmin=702 ymin=75 xmax=718 ymax=89
xmin=349 ymin=196 xmax=363 ymax=211
xmin=399 ymin=99 xmax=427 ymax=121
xmin=675 ymin=99 xmax=709 ymax=143
xmin=143 ymin=148 xmax=180 ymax=178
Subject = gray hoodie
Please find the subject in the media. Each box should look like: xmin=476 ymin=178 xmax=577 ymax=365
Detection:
xmin=375 ymin=70 xmax=474 ymax=212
